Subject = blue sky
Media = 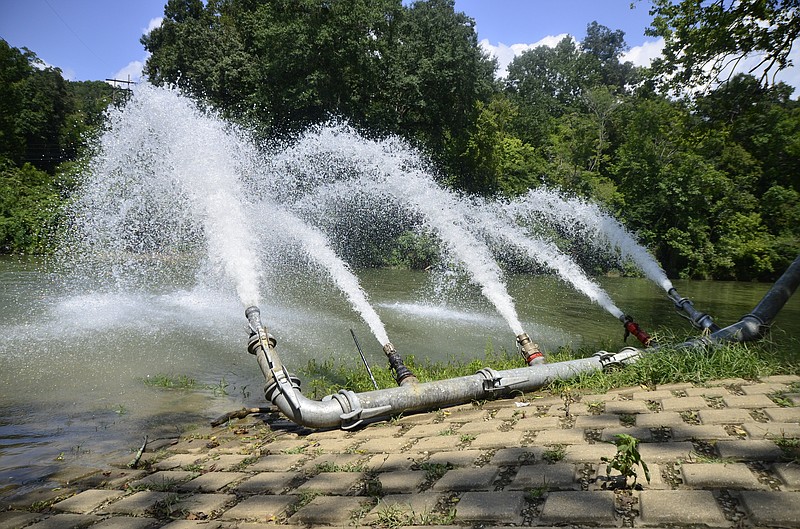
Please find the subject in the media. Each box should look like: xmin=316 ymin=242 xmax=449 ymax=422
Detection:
xmin=0 ymin=0 xmax=797 ymax=94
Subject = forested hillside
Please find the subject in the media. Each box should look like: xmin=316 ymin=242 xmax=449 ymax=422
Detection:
xmin=2 ymin=0 xmax=798 ymax=281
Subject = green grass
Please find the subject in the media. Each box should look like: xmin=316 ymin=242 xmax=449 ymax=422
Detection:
xmin=297 ymin=336 xmax=798 ymax=398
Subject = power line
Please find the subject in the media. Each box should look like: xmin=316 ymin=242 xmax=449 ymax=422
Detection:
xmin=42 ymin=0 xmax=110 ymax=72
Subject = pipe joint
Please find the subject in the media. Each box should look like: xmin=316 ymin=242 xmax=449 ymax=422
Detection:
xmin=622 ymin=316 xmax=653 ymax=347
xmin=593 ymin=347 xmax=642 ymax=371
xmin=323 ymin=389 xmax=393 ymax=430
xmin=477 ymin=367 xmax=528 ymax=393
xmin=667 ymin=289 xmax=720 ymax=332
xmin=383 ymin=342 xmax=418 ymax=385
xmin=517 ymin=332 xmax=545 ymax=365
xmin=264 ymin=368 xmax=302 ymax=411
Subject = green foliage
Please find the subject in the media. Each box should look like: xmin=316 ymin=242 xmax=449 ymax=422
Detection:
xmin=387 ymin=230 xmax=440 ymax=269
xmin=0 ymin=161 xmax=60 ymax=253
xmin=647 ymin=0 xmax=800 ymax=92
xmin=601 ymin=433 xmax=650 ymax=488
xmin=2 ymin=5 xmax=798 ymax=282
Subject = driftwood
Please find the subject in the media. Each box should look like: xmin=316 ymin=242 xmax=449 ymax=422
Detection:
xmin=210 ymin=407 xmax=272 ymax=427
xmin=127 ymin=436 xmax=148 ymax=469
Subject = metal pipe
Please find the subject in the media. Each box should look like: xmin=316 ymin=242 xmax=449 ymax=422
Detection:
xmin=668 ymin=253 xmax=800 ymax=349
xmin=244 ymin=253 xmax=800 ymax=430
xmin=620 ymin=314 xmax=653 ymax=347
xmin=516 ymin=332 xmax=545 ymax=365
xmin=666 ymin=288 xmax=721 ymax=332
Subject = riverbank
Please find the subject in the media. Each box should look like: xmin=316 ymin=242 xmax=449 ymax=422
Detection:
xmin=2 ymin=374 xmax=799 ymax=528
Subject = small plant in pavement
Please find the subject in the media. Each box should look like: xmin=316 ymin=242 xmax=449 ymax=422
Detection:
xmin=601 ymin=433 xmax=650 ymax=488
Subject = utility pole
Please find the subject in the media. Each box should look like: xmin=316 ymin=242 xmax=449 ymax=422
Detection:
xmin=105 ymin=75 xmax=135 ymax=105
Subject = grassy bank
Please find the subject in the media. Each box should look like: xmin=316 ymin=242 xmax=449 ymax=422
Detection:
xmin=299 ymin=337 xmax=800 ymax=398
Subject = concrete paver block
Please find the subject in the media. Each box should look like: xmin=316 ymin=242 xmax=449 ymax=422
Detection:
xmin=235 ymin=471 xmax=301 ymax=494
xmin=740 ymin=383 xmax=789 ymax=395
xmin=508 ymin=463 xmax=581 ymax=490
xmin=180 ymin=471 xmax=249 ymax=492
xmin=539 ymin=491 xmax=616 ymax=525
xmin=97 ymin=491 xmax=176 ymax=516
xmin=764 ymin=407 xmax=800 ymax=423
xmin=685 ymin=386 xmax=731 ymax=398
xmin=88 ymin=517 xmax=160 ymax=528
xmin=772 ymin=463 xmax=800 ymax=490
xmin=174 ymin=493 xmax=236 ymax=517
xmin=218 ymin=494 xmax=298 ymax=522
xmin=638 ymin=441 xmax=695 ymax=463
xmin=22 ymin=513 xmax=98 ymax=529
xmin=601 ymin=427 xmax=653 ymax=442
xmin=240 ymin=453 xmax=305 ymax=472
xmin=715 ymin=439 xmax=785 ymax=461
xmin=469 ymin=429 xmax=525 ymax=449
xmin=52 ymin=489 xmax=126 ymax=514
xmin=413 ymin=435 xmax=465 ymax=452
xmin=681 ymin=463 xmax=764 ymax=489
xmin=0 ymin=511 xmax=41 ymax=529
xmin=491 ymin=446 xmax=544 ymax=465
xmin=660 ymin=396 xmax=709 ymax=412
xmin=698 ymin=408 xmax=754 ymax=425
xmin=634 ymin=411 xmax=684 ymax=428
xmin=722 ymin=394 xmax=779 ymax=409
xmin=425 ymin=450 xmax=485 ymax=468
xmin=204 ymin=454 xmax=250 ymax=470
xmin=295 ymin=471 xmax=364 ymax=494
xmin=670 ymin=424 xmax=731 ymax=441
xmin=153 ymin=454 xmax=205 ymax=471
xmin=742 ymin=421 xmax=800 ymax=440
xmin=431 ymin=467 xmax=498 ymax=492
xmin=455 ymin=491 xmax=525 ymax=524
xmin=534 ymin=428 xmax=586 ymax=445
xmin=357 ymin=436 xmax=411 ymax=453
xmin=563 ymin=443 xmax=616 ymax=463
xmin=639 ymin=490 xmax=728 ymax=527
xmin=289 ymin=495 xmax=368 ymax=525
xmin=632 ymin=390 xmax=675 ymax=401
xmin=367 ymin=453 xmax=423 ymax=472
xmin=128 ymin=470 xmax=197 ymax=490
xmin=604 ymin=400 xmax=651 ymax=414
xmin=510 ymin=414 xmax=560 ymax=430
xmin=377 ymin=470 xmax=427 ymax=494
xmin=364 ymin=493 xmax=442 ymax=525
xmin=158 ymin=520 xmax=223 ymax=529
xmin=403 ymin=423 xmax=456 ymax=438
xmin=574 ymin=414 xmax=622 ymax=429
xmin=738 ymin=490 xmax=800 ymax=527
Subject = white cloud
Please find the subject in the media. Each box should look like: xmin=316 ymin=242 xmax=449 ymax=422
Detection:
xmin=111 ymin=60 xmax=145 ymax=84
xmin=143 ymin=17 xmax=163 ymax=35
xmin=480 ymin=34 xmax=571 ymax=78
xmin=621 ymin=38 xmax=665 ymax=68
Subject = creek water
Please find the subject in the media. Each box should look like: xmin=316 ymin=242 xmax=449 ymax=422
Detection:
xmin=2 ymin=84 xmax=798 ymax=496
xmin=1 ymin=257 xmax=798 ymax=495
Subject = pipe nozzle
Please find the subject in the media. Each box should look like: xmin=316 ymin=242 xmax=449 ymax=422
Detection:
xmin=517 ymin=332 xmax=545 ymax=365
xmin=622 ymin=315 xmax=653 ymax=347
xmin=382 ymin=342 xmax=417 ymax=386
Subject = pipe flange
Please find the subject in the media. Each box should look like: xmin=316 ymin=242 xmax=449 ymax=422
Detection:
xmin=594 ymin=347 xmax=642 ymax=371
xmin=476 ymin=368 xmax=528 ymax=392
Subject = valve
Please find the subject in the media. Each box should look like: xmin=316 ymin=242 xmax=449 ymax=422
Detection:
xmin=383 ymin=342 xmax=418 ymax=386
xmin=621 ymin=315 xmax=653 ymax=347
xmin=517 ymin=332 xmax=545 ymax=365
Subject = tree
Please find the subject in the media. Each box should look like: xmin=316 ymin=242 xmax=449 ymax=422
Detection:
xmin=647 ymin=0 xmax=800 ymax=93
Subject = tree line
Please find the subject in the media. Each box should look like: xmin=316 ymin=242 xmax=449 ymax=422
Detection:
xmin=1 ymin=0 xmax=798 ymax=281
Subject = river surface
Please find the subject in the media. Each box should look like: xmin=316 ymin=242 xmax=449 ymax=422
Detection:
xmin=1 ymin=257 xmax=798 ymax=495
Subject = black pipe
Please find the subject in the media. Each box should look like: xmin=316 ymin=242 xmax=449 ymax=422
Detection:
xmin=670 ymin=253 xmax=800 ymax=348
